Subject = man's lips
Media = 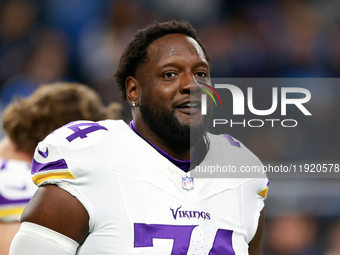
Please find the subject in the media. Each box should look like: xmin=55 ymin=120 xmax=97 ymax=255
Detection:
xmin=175 ymin=100 xmax=201 ymax=114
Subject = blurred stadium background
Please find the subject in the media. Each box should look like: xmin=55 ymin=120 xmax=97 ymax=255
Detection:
xmin=0 ymin=0 xmax=339 ymax=254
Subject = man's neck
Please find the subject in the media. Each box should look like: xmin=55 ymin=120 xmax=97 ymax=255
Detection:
xmin=129 ymin=120 xmax=197 ymax=172
xmin=132 ymin=118 xmax=193 ymax=161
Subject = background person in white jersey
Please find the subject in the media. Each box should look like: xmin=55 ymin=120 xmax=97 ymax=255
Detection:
xmin=10 ymin=21 xmax=268 ymax=255
xmin=0 ymin=82 xmax=113 ymax=255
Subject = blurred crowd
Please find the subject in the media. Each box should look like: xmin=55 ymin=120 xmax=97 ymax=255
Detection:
xmin=1 ymin=0 xmax=340 ymax=254
xmin=2 ymin=0 xmax=340 ymax=107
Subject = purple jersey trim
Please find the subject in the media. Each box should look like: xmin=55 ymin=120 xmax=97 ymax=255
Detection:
xmin=38 ymin=147 xmax=49 ymax=158
xmin=31 ymin=158 xmax=68 ymax=175
xmin=129 ymin=120 xmax=193 ymax=172
xmin=0 ymin=160 xmax=7 ymax=170
xmin=223 ymin=134 xmax=241 ymax=148
xmin=0 ymin=193 xmax=30 ymax=206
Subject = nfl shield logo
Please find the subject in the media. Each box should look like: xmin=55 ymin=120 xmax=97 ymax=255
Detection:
xmin=182 ymin=176 xmax=194 ymax=191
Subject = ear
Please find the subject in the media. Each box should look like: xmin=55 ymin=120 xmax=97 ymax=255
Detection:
xmin=126 ymin=76 xmax=140 ymax=107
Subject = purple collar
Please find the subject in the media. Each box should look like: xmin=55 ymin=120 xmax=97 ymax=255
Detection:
xmin=129 ymin=120 xmax=193 ymax=172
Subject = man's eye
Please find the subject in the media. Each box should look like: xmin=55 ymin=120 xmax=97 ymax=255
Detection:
xmin=196 ymin=72 xmax=207 ymax=78
xmin=163 ymin=72 xmax=176 ymax=79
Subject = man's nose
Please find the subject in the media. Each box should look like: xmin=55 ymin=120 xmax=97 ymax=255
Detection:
xmin=179 ymin=75 xmax=201 ymax=94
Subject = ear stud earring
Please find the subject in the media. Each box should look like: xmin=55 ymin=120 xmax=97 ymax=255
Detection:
xmin=132 ymin=101 xmax=136 ymax=107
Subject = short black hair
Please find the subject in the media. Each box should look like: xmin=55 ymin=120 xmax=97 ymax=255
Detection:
xmin=114 ymin=20 xmax=211 ymax=100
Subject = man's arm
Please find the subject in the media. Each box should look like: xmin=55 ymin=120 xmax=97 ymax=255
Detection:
xmin=248 ymin=209 xmax=265 ymax=255
xmin=21 ymin=184 xmax=89 ymax=243
xmin=9 ymin=185 xmax=89 ymax=254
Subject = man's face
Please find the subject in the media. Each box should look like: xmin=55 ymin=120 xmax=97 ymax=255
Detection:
xmin=136 ymin=34 xmax=213 ymax=150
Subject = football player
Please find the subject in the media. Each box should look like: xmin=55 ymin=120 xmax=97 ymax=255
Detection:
xmin=0 ymin=82 xmax=109 ymax=255
xmin=10 ymin=21 xmax=268 ymax=255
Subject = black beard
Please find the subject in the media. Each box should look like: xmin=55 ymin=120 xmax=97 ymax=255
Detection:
xmin=140 ymin=93 xmax=212 ymax=152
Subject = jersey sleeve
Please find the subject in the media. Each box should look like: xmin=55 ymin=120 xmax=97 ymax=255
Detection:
xmin=217 ymin=133 xmax=269 ymax=243
xmin=31 ymin=141 xmax=75 ymax=187
xmin=31 ymin=120 xmax=109 ymax=187
xmin=242 ymin=178 xmax=269 ymax=243
xmin=30 ymin=120 xmax=111 ymax=230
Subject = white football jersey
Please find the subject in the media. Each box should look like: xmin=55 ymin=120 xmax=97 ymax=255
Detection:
xmin=0 ymin=159 xmax=37 ymax=222
xmin=32 ymin=120 xmax=268 ymax=255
